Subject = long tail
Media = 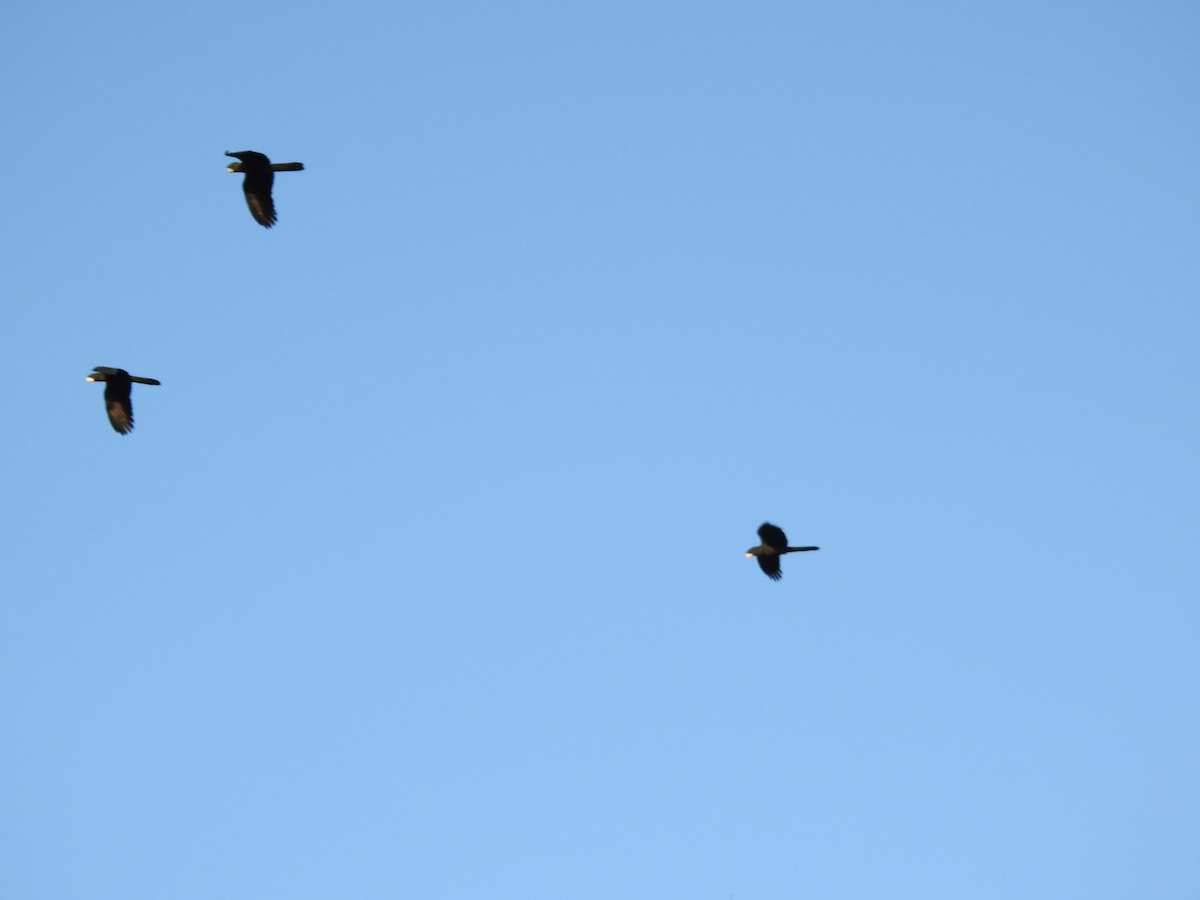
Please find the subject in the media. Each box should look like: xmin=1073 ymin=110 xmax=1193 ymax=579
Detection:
xmin=226 ymin=162 xmax=304 ymax=173
xmin=783 ymin=546 xmax=819 ymax=553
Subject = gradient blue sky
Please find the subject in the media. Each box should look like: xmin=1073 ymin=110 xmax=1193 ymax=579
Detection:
xmin=3 ymin=2 xmax=1198 ymax=897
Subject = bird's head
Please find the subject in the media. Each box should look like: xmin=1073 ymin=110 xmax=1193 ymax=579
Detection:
xmin=225 ymin=150 xmax=269 ymax=172
xmin=86 ymin=366 xmax=118 ymax=382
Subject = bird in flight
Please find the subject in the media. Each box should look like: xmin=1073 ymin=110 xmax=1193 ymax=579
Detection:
xmin=225 ymin=150 xmax=304 ymax=228
xmin=746 ymin=522 xmax=819 ymax=581
xmin=86 ymin=367 xmax=161 ymax=435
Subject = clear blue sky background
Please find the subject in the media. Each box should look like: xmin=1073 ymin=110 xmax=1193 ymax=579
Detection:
xmin=2 ymin=2 xmax=1197 ymax=897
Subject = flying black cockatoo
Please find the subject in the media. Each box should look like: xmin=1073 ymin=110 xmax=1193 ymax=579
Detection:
xmin=86 ymin=367 xmax=161 ymax=434
xmin=745 ymin=522 xmax=819 ymax=581
xmin=225 ymin=150 xmax=304 ymax=227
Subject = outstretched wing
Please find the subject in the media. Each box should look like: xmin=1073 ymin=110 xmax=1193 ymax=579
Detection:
xmin=756 ymin=554 xmax=783 ymax=580
xmin=757 ymin=522 xmax=788 ymax=551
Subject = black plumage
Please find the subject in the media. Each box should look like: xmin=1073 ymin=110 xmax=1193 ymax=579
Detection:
xmin=225 ymin=150 xmax=304 ymax=228
xmin=86 ymin=367 xmax=160 ymax=435
xmin=745 ymin=522 xmax=819 ymax=581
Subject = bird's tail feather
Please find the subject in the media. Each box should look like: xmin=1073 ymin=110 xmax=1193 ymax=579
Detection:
xmin=784 ymin=546 xmax=819 ymax=553
xmin=270 ymin=162 xmax=305 ymax=171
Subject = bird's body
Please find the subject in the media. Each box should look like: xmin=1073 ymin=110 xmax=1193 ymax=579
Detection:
xmin=225 ymin=150 xmax=304 ymax=228
xmin=86 ymin=367 xmax=160 ymax=434
xmin=745 ymin=522 xmax=818 ymax=581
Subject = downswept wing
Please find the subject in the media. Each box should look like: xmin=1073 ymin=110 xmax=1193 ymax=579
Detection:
xmin=105 ymin=393 xmax=134 ymax=434
xmin=756 ymin=554 xmax=783 ymax=581
xmin=241 ymin=169 xmax=277 ymax=227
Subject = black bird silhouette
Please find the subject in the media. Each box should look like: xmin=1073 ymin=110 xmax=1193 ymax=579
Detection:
xmin=745 ymin=522 xmax=819 ymax=581
xmin=86 ymin=367 xmax=161 ymax=435
xmin=225 ymin=150 xmax=304 ymax=228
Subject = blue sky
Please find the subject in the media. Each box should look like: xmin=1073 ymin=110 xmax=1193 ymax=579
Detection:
xmin=2 ymin=2 xmax=1198 ymax=897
